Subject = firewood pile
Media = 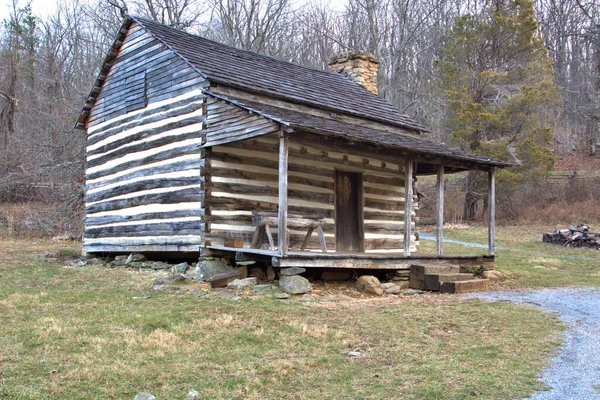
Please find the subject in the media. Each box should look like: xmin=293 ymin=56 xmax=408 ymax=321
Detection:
xmin=542 ymin=224 xmax=600 ymax=249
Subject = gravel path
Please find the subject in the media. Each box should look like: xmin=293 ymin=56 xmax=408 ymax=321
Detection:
xmin=469 ymin=288 xmax=600 ymax=399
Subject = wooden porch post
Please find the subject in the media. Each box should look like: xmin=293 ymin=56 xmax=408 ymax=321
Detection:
xmin=436 ymin=165 xmax=444 ymax=256
xmin=404 ymin=158 xmax=414 ymax=256
xmin=488 ymin=167 xmax=495 ymax=256
xmin=278 ymin=130 xmax=289 ymax=256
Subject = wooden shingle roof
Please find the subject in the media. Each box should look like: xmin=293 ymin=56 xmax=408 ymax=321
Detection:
xmin=131 ymin=16 xmax=427 ymax=132
xmin=205 ymin=91 xmax=512 ymax=170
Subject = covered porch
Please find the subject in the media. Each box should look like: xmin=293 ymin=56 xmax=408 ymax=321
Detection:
xmin=202 ymin=92 xmax=509 ymax=271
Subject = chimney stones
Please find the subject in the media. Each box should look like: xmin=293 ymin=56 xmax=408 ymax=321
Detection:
xmin=328 ymin=51 xmax=379 ymax=95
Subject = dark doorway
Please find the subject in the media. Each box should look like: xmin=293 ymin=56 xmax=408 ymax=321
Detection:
xmin=335 ymin=171 xmax=363 ymax=252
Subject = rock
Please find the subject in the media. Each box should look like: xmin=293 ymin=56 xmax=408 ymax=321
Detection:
xmin=275 ymin=292 xmax=289 ymax=300
xmin=126 ymin=253 xmax=146 ymax=264
xmin=152 ymin=285 xmax=165 ymax=291
xmin=253 ymin=284 xmax=275 ymax=292
xmin=482 ymin=270 xmax=503 ymax=280
xmin=142 ymin=261 xmax=170 ymax=270
xmin=189 ymin=282 xmax=211 ymax=292
xmin=249 ymin=268 xmax=266 ymax=281
xmin=346 ymin=351 xmax=364 ymax=357
xmin=127 ymin=262 xmax=145 ymax=268
xmin=279 ymin=275 xmax=312 ymax=294
xmin=395 ymin=281 xmax=410 ymax=290
xmin=196 ymin=258 xmax=236 ymax=281
xmin=115 ymin=255 xmax=128 ymax=261
xmin=187 ymin=389 xmax=201 ymax=399
xmin=171 ymin=262 xmax=189 ymax=274
xmin=321 ymin=270 xmax=352 ymax=281
xmin=108 ymin=259 xmax=127 ymax=268
xmin=384 ymin=285 xmax=402 ymax=295
xmin=266 ymin=265 xmax=276 ymax=282
xmin=227 ymin=277 xmax=258 ymax=290
xmin=86 ymin=258 xmax=106 ymax=266
xmin=402 ymin=288 xmax=424 ymax=296
xmin=280 ymin=267 xmax=306 ymax=276
xmin=154 ymin=273 xmax=188 ymax=285
xmin=381 ymin=282 xmax=396 ymax=289
xmin=134 ymin=393 xmax=155 ymax=400
xmin=355 ymin=275 xmax=383 ymax=296
xmin=231 ymin=296 xmax=242 ymax=302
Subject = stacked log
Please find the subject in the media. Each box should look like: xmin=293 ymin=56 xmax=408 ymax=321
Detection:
xmin=542 ymin=224 xmax=600 ymax=250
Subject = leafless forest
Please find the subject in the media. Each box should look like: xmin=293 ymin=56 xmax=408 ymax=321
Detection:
xmin=0 ymin=0 xmax=599 ymax=237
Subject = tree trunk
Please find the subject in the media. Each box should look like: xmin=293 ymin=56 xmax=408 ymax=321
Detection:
xmin=463 ymin=171 xmax=478 ymax=221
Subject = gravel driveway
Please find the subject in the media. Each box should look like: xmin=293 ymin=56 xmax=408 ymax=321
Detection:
xmin=470 ymin=288 xmax=600 ymax=399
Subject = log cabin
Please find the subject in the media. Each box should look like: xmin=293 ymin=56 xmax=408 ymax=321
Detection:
xmin=76 ymin=16 xmax=510 ymax=282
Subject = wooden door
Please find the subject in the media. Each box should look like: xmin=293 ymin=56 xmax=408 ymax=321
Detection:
xmin=335 ymin=171 xmax=363 ymax=252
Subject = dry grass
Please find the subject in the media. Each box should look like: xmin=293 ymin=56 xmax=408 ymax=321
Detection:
xmin=0 ymin=239 xmax=564 ymax=399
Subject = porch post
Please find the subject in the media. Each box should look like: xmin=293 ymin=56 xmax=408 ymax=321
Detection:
xmin=436 ymin=164 xmax=444 ymax=256
xmin=488 ymin=167 xmax=495 ymax=256
xmin=404 ymin=158 xmax=414 ymax=256
xmin=278 ymin=129 xmax=289 ymax=256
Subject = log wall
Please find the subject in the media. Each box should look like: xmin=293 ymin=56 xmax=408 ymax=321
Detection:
xmin=83 ymin=23 xmax=206 ymax=253
xmin=204 ymin=131 xmax=419 ymax=253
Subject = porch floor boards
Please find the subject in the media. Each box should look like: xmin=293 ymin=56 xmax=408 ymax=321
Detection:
xmin=205 ymin=246 xmax=493 ymax=270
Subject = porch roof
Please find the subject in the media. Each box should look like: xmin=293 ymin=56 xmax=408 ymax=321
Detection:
xmin=205 ymin=91 xmax=512 ymax=171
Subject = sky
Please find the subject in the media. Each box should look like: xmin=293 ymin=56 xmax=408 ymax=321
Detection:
xmin=2 ymin=0 xmax=347 ymax=21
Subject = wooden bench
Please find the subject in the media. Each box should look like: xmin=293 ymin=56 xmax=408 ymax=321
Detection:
xmin=251 ymin=212 xmax=327 ymax=252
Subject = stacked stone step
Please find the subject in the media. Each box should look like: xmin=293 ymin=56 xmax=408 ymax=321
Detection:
xmin=392 ymin=269 xmax=410 ymax=282
xmin=409 ymin=264 xmax=490 ymax=294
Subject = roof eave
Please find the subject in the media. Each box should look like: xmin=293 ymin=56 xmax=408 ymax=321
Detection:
xmin=207 ymin=79 xmax=428 ymax=135
xmin=73 ymin=17 xmax=135 ymax=130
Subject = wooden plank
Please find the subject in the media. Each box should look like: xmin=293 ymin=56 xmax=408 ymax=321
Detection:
xmin=278 ymin=131 xmax=289 ymax=255
xmin=436 ymin=164 xmax=444 ymax=256
xmin=488 ymin=168 xmax=495 ymax=256
xmin=273 ymin=257 xmax=412 ymax=269
xmin=404 ymin=159 xmax=414 ymax=256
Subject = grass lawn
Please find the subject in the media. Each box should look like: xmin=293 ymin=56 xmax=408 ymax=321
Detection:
xmin=0 ymin=239 xmax=564 ymax=399
xmin=419 ymin=224 xmax=600 ymax=288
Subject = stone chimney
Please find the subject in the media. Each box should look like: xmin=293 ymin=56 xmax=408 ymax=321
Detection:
xmin=328 ymin=51 xmax=379 ymax=95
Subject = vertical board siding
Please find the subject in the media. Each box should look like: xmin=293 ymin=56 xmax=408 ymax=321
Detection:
xmin=204 ymin=97 xmax=281 ymax=146
xmin=87 ymin=23 xmax=205 ymax=128
xmin=205 ymin=131 xmax=419 ymax=253
xmin=84 ymin=22 xmax=206 ymax=253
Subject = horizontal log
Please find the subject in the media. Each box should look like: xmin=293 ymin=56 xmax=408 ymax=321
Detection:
xmin=85 ymin=209 xmax=203 ymax=227
xmin=210 ymin=182 xmax=332 ymax=205
xmin=87 ymin=115 xmax=204 ymax=157
xmin=86 ymin=176 xmax=200 ymax=203
xmin=84 ymin=244 xmax=201 ymax=253
xmin=88 ymin=95 xmax=204 ymax=145
xmin=364 ymin=238 xmax=403 ymax=250
xmin=252 ymin=215 xmax=325 ymax=228
xmin=86 ymin=142 xmax=202 ymax=181
xmin=86 ymin=159 xmax=201 ymax=191
xmin=85 ymin=228 xmax=202 ymax=239
xmin=364 ymin=197 xmax=407 ymax=211
xmin=86 ymin=220 xmax=202 ymax=235
xmin=86 ymin=187 xmax=203 ymax=214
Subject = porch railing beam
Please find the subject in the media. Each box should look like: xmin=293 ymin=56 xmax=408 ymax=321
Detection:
xmin=436 ymin=164 xmax=445 ymax=256
xmin=404 ymin=158 xmax=414 ymax=256
xmin=278 ymin=129 xmax=289 ymax=256
xmin=488 ymin=167 xmax=495 ymax=256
